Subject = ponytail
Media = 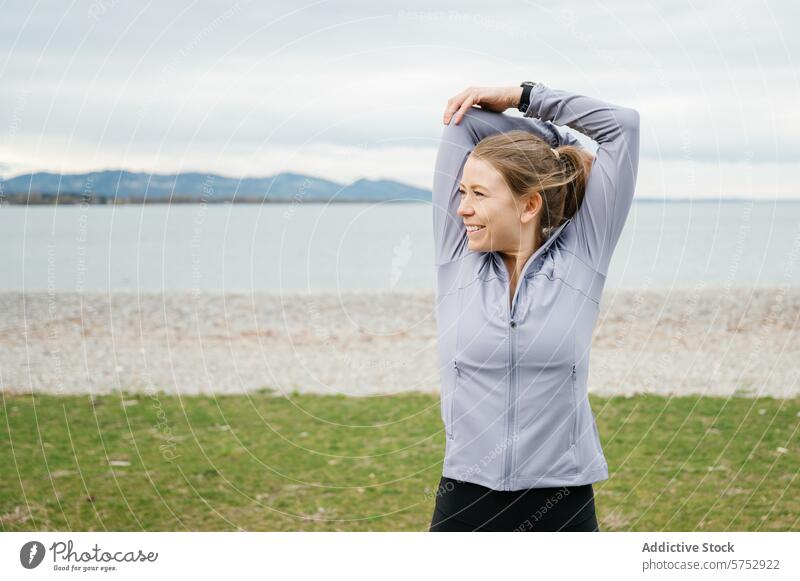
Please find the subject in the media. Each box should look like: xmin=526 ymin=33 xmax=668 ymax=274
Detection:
xmin=553 ymin=145 xmax=590 ymax=226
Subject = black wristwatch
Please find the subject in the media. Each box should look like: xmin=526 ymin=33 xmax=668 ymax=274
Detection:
xmin=518 ymin=81 xmax=537 ymax=112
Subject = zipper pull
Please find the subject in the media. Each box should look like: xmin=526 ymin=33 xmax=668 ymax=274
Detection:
xmin=454 ymin=360 xmax=461 ymax=376
xmin=571 ymin=363 xmax=576 ymax=378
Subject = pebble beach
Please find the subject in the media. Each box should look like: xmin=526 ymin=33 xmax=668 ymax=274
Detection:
xmin=1 ymin=287 xmax=798 ymax=398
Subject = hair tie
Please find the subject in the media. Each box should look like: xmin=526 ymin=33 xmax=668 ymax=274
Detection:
xmin=550 ymin=148 xmax=576 ymax=175
xmin=551 ymin=147 xmax=570 ymax=171
xmin=552 ymin=147 xmax=567 ymax=167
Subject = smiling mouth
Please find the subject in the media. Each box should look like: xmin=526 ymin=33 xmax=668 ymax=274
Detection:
xmin=465 ymin=225 xmax=486 ymax=235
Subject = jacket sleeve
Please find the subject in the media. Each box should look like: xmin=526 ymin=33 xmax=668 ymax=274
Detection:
xmin=432 ymin=106 xmax=581 ymax=267
xmin=523 ymin=83 xmax=641 ymax=275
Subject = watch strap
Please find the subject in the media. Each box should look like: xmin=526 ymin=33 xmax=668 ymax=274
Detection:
xmin=518 ymin=81 xmax=536 ymax=112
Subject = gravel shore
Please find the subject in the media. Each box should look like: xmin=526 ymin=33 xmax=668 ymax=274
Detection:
xmin=1 ymin=288 xmax=798 ymax=397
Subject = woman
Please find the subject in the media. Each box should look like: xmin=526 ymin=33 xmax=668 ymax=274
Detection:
xmin=429 ymin=81 xmax=640 ymax=532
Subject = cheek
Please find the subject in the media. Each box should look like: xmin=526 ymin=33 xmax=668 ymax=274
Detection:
xmin=480 ymin=201 xmax=500 ymax=223
xmin=485 ymin=203 xmax=513 ymax=229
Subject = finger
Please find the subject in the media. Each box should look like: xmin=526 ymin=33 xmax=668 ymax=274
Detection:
xmin=443 ymin=92 xmax=466 ymax=125
xmin=453 ymin=94 xmax=476 ymax=125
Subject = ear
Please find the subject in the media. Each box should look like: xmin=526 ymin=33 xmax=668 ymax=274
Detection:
xmin=519 ymin=191 xmax=542 ymax=224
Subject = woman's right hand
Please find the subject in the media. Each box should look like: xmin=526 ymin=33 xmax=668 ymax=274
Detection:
xmin=443 ymin=85 xmax=524 ymax=125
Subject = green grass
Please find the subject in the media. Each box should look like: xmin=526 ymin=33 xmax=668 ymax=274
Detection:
xmin=1 ymin=390 xmax=797 ymax=531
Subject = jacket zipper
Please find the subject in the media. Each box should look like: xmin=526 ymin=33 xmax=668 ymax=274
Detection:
xmin=505 ymin=311 xmax=518 ymax=490
xmin=504 ymin=276 xmax=522 ymax=491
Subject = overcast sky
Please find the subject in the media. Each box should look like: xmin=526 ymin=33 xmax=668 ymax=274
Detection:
xmin=1 ymin=0 xmax=798 ymax=198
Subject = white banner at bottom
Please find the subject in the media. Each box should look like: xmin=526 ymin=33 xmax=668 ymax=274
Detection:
xmin=1 ymin=532 xmax=798 ymax=581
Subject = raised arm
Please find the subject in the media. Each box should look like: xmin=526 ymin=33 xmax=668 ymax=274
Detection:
xmin=523 ymin=83 xmax=640 ymax=275
xmin=432 ymin=107 xmax=582 ymax=267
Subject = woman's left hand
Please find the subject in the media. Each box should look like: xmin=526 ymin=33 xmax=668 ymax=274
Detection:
xmin=443 ymin=85 xmax=523 ymax=125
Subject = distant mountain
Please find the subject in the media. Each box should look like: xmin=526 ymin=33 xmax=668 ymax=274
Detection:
xmin=4 ymin=170 xmax=789 ymax=205
xmin=0 ymin=170 xmax=431 ymax=203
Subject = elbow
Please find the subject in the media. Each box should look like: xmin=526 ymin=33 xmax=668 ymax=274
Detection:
xmin=627 ymin=109 xmax=641 ymax=167
xmin=621 ymin=107 xmax=640 ymax=133
xmin=617 ymin=107 xmax=640 ymax=162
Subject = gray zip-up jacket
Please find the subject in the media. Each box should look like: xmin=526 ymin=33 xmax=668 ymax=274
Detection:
xmin=433 ymin=83 xmax=640 ymax=491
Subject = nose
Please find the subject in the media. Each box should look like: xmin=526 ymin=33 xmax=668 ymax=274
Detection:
xmin=457 ymin=196 xmax=473 ymax=217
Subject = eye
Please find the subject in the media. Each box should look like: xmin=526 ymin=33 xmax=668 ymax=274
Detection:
xmin=474 ymin=191 xmax=485 ymax=197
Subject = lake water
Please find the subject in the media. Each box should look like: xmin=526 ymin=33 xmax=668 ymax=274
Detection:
xmin=1 ymin=201 xmax=799 ymax=292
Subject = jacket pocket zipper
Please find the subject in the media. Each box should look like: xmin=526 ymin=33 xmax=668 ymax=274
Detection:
xmin=449 ymin=360 xmax=461 ymax=440
xmin=570 ymin=362 xmax=578 ymax=448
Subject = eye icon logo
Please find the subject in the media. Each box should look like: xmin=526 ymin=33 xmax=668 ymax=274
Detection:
xmin=20 ymin=541 xmax=46 ymax=569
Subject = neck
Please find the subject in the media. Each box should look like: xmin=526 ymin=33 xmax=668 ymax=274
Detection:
xmin=501 ymin=229 xmax=542 ymax=282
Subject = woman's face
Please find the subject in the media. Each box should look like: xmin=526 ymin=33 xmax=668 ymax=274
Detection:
xmin=457 ymin=155 xmax=540 ymax=254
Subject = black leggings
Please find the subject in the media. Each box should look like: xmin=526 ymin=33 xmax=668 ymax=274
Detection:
xmin=429 ymin=476 xmax=600 ymax=532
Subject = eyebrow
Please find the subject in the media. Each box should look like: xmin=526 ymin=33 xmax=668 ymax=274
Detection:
xmin=459 ymin=183 xmax=488 ymax=190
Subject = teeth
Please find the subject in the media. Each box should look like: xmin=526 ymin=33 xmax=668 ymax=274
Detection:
xmin=466 ymin=225 xmax=485 ymax=232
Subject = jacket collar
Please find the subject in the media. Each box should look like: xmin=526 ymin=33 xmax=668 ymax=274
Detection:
xmin=490 ymin=217 xmax=572 ymax=281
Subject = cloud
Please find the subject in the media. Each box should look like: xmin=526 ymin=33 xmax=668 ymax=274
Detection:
xmin=1 ymin=0 xmax=798 ymax=196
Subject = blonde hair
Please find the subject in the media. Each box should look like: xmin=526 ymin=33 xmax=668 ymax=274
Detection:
xmin=470 ymin=130 xmax=589 ymax=240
